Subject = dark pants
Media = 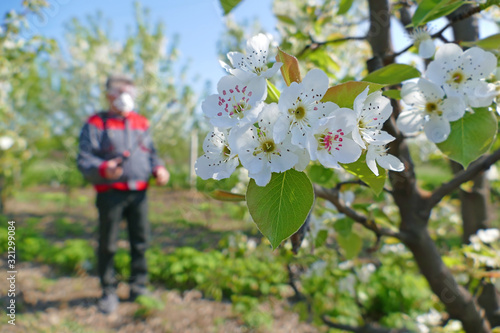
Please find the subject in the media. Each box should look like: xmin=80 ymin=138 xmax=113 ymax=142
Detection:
xmin=96 ymin=190 xmax=149 ymax=294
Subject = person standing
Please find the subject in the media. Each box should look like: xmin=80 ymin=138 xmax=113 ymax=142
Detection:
xmin=77 ymin=74 xmax=169 ymax=314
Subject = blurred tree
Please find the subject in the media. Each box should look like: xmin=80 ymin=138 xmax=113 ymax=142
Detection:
xmin=0 ymin=1 xmax=203 ymax=205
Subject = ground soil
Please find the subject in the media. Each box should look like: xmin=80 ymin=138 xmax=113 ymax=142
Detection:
xmin=0 ymin=186 xmax=321 ymax=333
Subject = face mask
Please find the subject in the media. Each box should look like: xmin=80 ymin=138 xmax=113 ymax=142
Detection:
xmin=113 ymin=92 xmax=135 ymax=113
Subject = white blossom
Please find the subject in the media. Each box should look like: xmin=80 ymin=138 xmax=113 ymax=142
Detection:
xmin=410 ymin=27 xmax=435 ymax=59
xmin=0 ymin=136 xmax=14 ymax=150
xmin=202 ymin=75 xmax=265 ymax=129
xmin=356 ymin=263 xmax=376 ymax=283
xmin=274 ymin=69 xmax=338 ymax=149
xmin=366 ymin=143 xmax=404 ymax=176
xmin=309 ymin=108 xmax=362 ymax=168
xmin=476 ymin=228 xmax=500 ymax=244
xmin=397 ymin=78 xmax=466 ymax=143
xmin=416 ymin=308 xmax=442 ymax=326
xmin=229 ymin=103 xmax=303 ymax=186
xmin=195 ymin=128 xmax=239 ymax=180
xmin=351 ymin=87 xmax=395 ymax=149
xmin=220 ymin=33 xmax=282 ymax=99
xmin=426 ymin=43 xmax=497 ymax=108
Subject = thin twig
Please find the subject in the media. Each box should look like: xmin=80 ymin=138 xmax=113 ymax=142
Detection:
xmin=336 ymin=179 xmax=393 ymax=195
xmin=314 ymin=184 xmax=403 ymax=241
xmin=298 ymin=34 xmax=366 ymax=57
xmin=390 ymin=4 xmax=482 ymax=61
xmin=429 ymin=148 xmax=500 ymax=208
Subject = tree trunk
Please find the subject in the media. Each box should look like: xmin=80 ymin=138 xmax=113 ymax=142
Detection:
xmin=450 ymin=161 xmax=491 ymax=243
xmin=448 ymin=4 xmax=492 ymax=245
xmin=365 ymin=0 xmax=492 ymax=331
xmin=448 ymin=7 xmax=500 ymax=327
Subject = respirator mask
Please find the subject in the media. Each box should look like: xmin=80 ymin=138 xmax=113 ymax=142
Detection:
xmin=113 ymin=92 xmax=135 ymax=113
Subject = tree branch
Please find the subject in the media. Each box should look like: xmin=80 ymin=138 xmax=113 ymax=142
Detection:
xmin=389 ymin=4 xmax=482 ymax=61
xmin=429 ymin=148 xmax=500 ymax=208
xmin=298 ymin=35 xmax=366 ymax=57
xmin=336 ymin=179 xmax=393 ymax=194
xmin=314 ymin=184 xmax=403 ymax=241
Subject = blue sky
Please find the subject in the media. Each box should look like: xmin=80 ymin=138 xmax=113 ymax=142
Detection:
xmin=1 ymin=0 xmax=498 ymax=96
xmin=0 ymin=0 xmax=277 ymax=94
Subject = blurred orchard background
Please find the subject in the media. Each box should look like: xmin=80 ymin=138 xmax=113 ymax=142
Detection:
xmin=1 ymin=0 xmax=500 ymax=332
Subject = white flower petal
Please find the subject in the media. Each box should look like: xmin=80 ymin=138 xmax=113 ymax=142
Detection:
xmin=300 ymin=68 xmax=330 ymax=99
xmin=462 ymin=47 xmax=497 ymax=81
xmin=203 ymin=75 xmax=265 ymax=128
xmin=366 ymin=130 xmax=395 ymax=145
xmin=417 ymin=78 xmax=444 ymax=102
xmin=426 ymin=44 xmax=463 ymax=86
xmin=195 ymin=129 xmax=239 ymax=180
xmin=317 ymin=149 xmax=341 ymax=169
xmin=365 ymin=148 xmax=379 ymax=176
xmin=353 ymin=87 xmax=369 ymax=117
xmin=270 ymin=149 xmax=298 ymax=173
xmin=396 ymin=111 xmax=424 ymax=134
xmin=351 ymin=128 xmax=365 ymax=149
xmin=467 ymin=81 xmax=497 ymax=108
xmin=247 ymin=33 xmax=270 ymax=55
xmin=262 ymin=61 xmax=283 ymax=79
xmin=278 ymin=81 xmax=302 ymax=110
xmin=424 ymin=115 xmax=450 ymax=143
xmin=293 ymin=147 xmax=311 ymax=171
xmin=441 ymin=96 xmax=466 ymax=122
xmin=249 ymin=168 xmax=272 ymax=187
xmin=434 ymin=43 xmax=463 ymax=61
xmin=336 ymin=138 xmax=362 ymax=164
xmin=273 ymin=115 xmax=291 ymax=144
xmin=362 ymin=91 xmax=393 ymax=124
xmin=195 ymin=154 xmax=238 ymax=180
xmin=401 ymin=81 xmax=427 ymax=106
xmin=376 ymin=153 xmax=404 ymax=172
xmin=418 ymin=39 xmax=435 ymax=59
xmin=229 ymin=68 xmax=256 ymax=82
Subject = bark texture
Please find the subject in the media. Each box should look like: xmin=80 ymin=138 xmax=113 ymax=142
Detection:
xmin=363 ymin=1 xmax=492 ymax=332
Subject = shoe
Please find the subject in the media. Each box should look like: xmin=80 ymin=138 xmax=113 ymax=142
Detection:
xmin=129 ymin=286 xmax=151 ymax=302
xmin=98 ymin=292 xmax=119 ymax=314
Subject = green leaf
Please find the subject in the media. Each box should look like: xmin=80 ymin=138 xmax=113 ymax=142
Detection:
xmin=412 ymin=0 xmax=465 ymax=27
xmin=307 ymin=164 xmax=334 ymax=185
xmin=340 ymin=153 xmax=386 ymax=196
xmin=461 ymin=33 xmax=500 ymax=51
xmin=337 ymin=230 xmax=362 ymax=259
xmin=315 ymin=229 xmax=328 ymax=248
xmin=321 ymin=81 xmax=385 ymax=109
xmin=337 ymin=0 xmax=355 ymax=15
xmin=265 ymin=80 xmax=280 ymax=104
xmin=246 ymin=170 xmax=314 ymax=249
xmin=208 ymin=190 xmax=245 ymax=202
xmin=276 ymin=15 xmax=295 ymax=25
xmin=362 ymin=64 xmax=421 ymax=86
xmin=437 ymin=108 xmax=498 ymax=168
xmin=219 ymin=0 xmax=243 ymax=15
xmin=382 ymin=89 xmax=401 ymax=100
xmin=333 ymin=218 xmax=354 ymax=237
xmin=305 ymin=48 xmax=340 ymax=75
xmin=276 ymin=48 xmax=301 ymax=86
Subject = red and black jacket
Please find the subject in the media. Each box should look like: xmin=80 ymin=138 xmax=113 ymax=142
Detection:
xmin=77 ymin=111 xmax=164 ymax=192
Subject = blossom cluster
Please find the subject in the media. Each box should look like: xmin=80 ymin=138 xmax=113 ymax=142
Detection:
xmin=195 ymin=34 xmax=403 ymax=186
xmin=398 ymin=43 xmax=498 ymax=143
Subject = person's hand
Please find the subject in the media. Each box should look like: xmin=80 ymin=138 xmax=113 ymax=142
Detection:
xmin=155 ymin=167 xmax=170 ymax=186
xmin=104 ymin=157 xmax=123 ymax=179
